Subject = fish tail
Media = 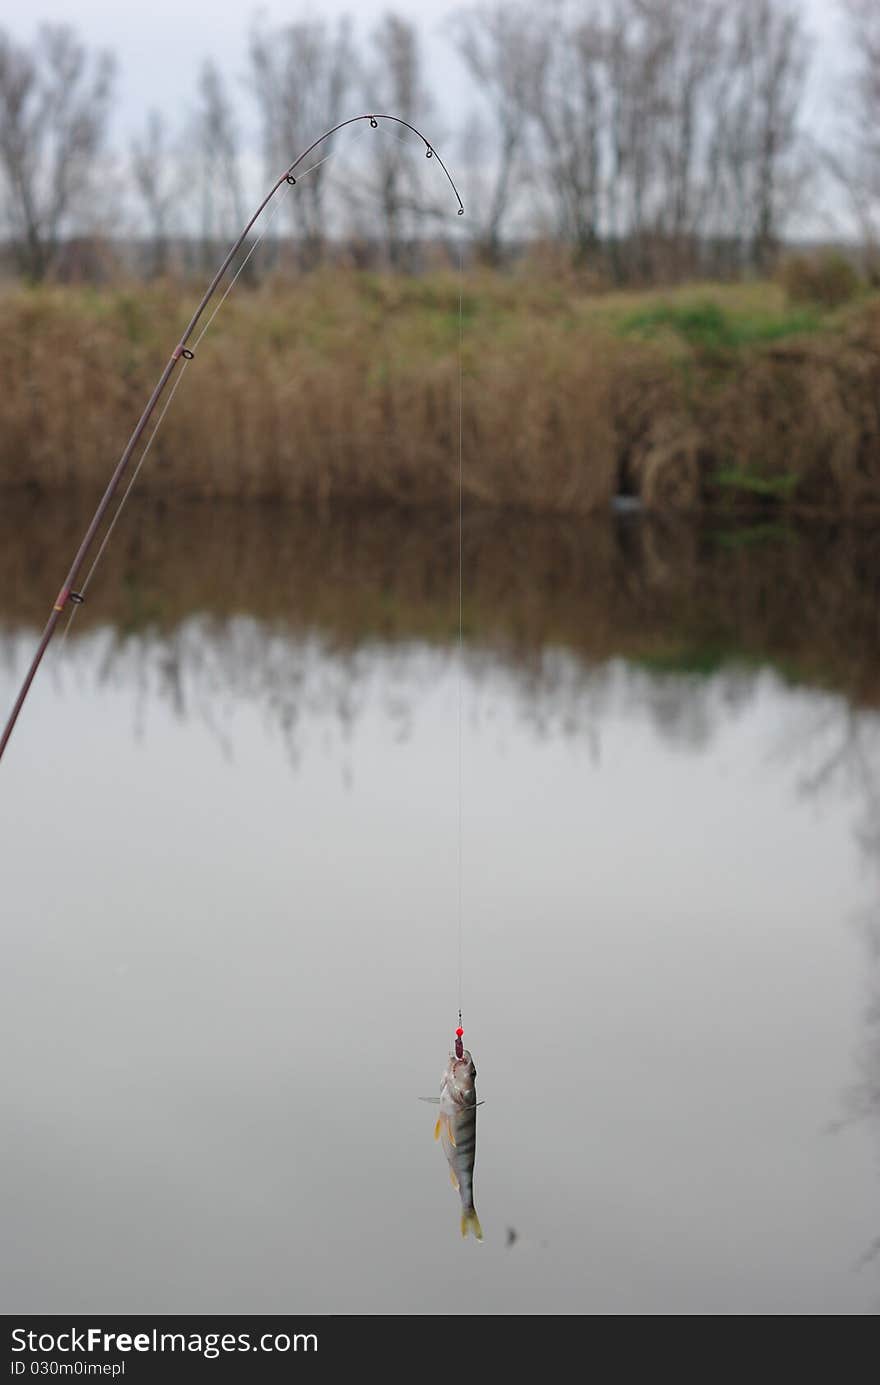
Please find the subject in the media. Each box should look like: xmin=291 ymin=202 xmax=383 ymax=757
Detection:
xmin=460 ymin=1206 xmax=483 ymax=1242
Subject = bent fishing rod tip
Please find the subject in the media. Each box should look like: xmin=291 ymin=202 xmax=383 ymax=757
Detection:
xmin=0 ymin=108 xmax=465 ymax=765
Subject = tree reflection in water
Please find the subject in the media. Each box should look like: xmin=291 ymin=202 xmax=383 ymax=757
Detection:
xmin=778 ymin=705 xmax=880 ymax=1272
xmin=4 ymin=493 xmax=880 ymax=1276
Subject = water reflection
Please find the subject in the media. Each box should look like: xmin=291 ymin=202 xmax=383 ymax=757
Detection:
xmin=2 ymin=496 xmax=880 ymax=1312
xmin=2 ymin=496 xmax=880 ymax=697
xmin=790 ymin=702 xmax=880 ymax=1272
xmin=4 ymin=496 xmax=880 ymax=752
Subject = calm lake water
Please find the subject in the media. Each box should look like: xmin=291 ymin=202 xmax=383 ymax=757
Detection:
xmin=1 ymin=496 xmax=880 ymax=1315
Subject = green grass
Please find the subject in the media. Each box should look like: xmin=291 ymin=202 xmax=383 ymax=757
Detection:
xmin=635 ymin=639 xmax=806 ymax=684
xmin=712 ymin=468 xmax=801 ymax=499
xmin=635 ymin=644 xmax=731 ymax=677
xmin=712 ymin=522 xmax=796 ymax=549
xmin=620 ymin=299 xmax=822 ymax=350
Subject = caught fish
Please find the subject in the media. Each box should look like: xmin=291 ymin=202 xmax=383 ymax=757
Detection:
xmin=434 ymin=1029 xmax=483 ymax=1241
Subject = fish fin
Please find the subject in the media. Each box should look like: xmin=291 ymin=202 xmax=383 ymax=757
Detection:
xmin=460 ymin=1208 xmax=483 ymax=1242
xmin=449 ymin=1168 xmax=459 ymax=1192
xmin=433 ymin=1117 xmax=443 ymax=1141
xmin=447 ymin=1120 xmax=456 ymax=1148
xmin=418 ymin=1097 xmax=442 ymax=1104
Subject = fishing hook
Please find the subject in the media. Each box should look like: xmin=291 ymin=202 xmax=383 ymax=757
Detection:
xmin=0 ymin=114 xmax=465 ymax=764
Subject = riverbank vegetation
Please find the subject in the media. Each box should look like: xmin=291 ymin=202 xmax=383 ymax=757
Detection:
xmin=1 ymin=270 xmax=879 ymax=515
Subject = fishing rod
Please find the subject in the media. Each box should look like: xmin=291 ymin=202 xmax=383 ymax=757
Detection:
xmin=0 ymin=114 xmax=464 ymax=764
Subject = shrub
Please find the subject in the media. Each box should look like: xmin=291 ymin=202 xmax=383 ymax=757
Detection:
xmin=780 ymin=252 xmax=861 ymax=309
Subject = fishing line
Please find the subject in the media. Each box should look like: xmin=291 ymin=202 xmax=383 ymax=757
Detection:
xmin=0 ymin=114 xmax=463 ymax=762
xmin=191 ymin=126 xmax=372 ymax=354
xmin=354 ymin=126 xmax=467 ymax=1020
xmin=457 ymin=233 xmax=464 ymax=1026
xmin=54 ymin=125 xmax=372 ymax=661
xmin=62 ymin=137 xmax=368 ymax=634
xmin=56 ymin=359 xmax=193 ymax=653
xmin=189 ymin=183 xmax=292 ymax=352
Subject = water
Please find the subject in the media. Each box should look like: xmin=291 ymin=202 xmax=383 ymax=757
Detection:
xmin=1 ymin=497 xmax=879 ymax=1314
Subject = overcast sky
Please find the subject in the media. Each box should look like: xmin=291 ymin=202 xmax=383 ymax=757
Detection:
xmin=3 ymin=2 xmax=468 ymax=139
xmin=0 ymin=1 xmax=850 ymax=135
xmin=0 ymin=1 xmax=858 ymax=235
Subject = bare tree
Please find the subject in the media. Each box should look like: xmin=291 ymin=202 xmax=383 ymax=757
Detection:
xmin=131 ymin=110 xmax=181 ymax=278
xmin=249 ymin=15 xmax=354 ymax=267
xmin=527 ymin=3 xmax=605 ymax=264
xmin=451 ymin=0 xmax=807 ymax=278
xmin=360 ymin=13 xmax=433 ymax=268
xmin=709 ymin=0 xmax=809 ymax=272
xmin=193 ymin=60 xmax=245 ymax=266
xmin=0 ymin=25 xmax=114 ymax=280
xmin=637 ymin=0 xmax=726 ymax=272
xmin=453 ymin=4 xmax=538 ymax=264
xmin=830 ymin=0 xmax=880 ymax=277
xmin=749 ymin=0 xmax=810 ymax=270
xmin=574 ymin=0 xmax=670 ymax=280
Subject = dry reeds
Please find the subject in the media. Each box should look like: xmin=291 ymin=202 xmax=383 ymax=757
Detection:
xmin=1 ymin=273 xmax=879 ymax=514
